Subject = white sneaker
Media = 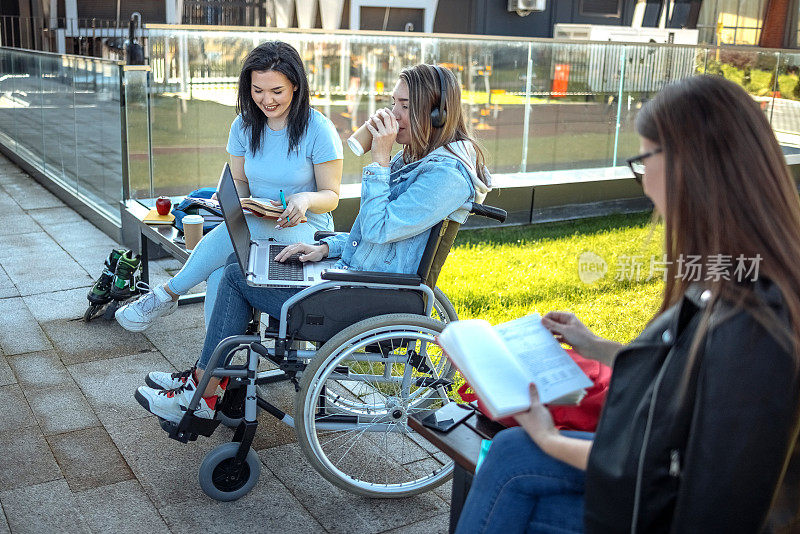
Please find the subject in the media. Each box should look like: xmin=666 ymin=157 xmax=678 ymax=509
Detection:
xmin=115 ymin=284 xmax=178 ymax=332
xmin=134 ymin=378 xmax=216 ymax=424
xmin=145 ymin=367 xmax=196 ymax=390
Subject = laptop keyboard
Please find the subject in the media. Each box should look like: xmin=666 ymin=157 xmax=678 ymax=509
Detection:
xmin=268 ymin=245 xmax=304 ymax=281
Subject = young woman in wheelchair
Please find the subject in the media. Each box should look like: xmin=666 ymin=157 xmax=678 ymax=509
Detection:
xmin=116 ymin=41 xmax=343 ymax=332
xmin=135 ymin=63 xmax=492 ymax=424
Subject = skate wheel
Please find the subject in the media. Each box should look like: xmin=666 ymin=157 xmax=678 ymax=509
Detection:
xmin=103 ymin=301 xmax=121 ymax=321
xmin=198 ymin=442 xmax=260 ymax=501
xmin=83 ymin=304 xmax=104 ymax=322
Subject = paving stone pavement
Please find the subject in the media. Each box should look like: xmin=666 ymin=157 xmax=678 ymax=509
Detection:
xmin=0 ymin=155 xmax=450 ymax=534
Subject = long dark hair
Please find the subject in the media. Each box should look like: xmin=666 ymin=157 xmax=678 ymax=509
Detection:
xmin=399 ymin=64 xmax=488 ymax=184
xmin=636 ymin=75 xmax=800 ymax=361
xmin=236 ymin=41 xmax=310 ymax=155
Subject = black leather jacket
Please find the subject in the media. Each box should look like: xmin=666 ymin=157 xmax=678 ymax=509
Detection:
xmin=585 ymin=281 xmax=800 ymax=533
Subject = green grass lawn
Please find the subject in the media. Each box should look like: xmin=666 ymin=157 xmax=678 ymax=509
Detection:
xmin=438 ymin=211 xmax=665 ymax=345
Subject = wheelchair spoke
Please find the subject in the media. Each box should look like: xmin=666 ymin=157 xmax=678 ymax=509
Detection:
xmin=334 ymin=423 xmax=375 ymax=465
xmin=295 ymin=314 xmax=456 ymax=497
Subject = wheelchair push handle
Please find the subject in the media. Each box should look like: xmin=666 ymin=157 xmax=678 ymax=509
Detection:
xmin=314 ymin=230 xmax=337 ymax=241
xmin=465 ymin=202 xmax=507 ymax=222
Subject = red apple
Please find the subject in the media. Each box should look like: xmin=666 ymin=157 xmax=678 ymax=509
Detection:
xmin=156 ymin=196 xmax=171 ymax=216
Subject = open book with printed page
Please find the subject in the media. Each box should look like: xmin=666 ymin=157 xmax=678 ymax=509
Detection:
xmin=437 ymin=314 xmax=593 ymax=421
xmin=238 ymin=197 xmax=308 ymax=222
xmin=191 ymin=197 xmax=305 ymax=222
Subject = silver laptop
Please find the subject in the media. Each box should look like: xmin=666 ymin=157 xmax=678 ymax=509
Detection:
xmin=217 ymin=163 xmax=337 ymax=287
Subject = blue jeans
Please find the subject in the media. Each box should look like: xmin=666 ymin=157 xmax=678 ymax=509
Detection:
xmin=455 ymin=427 xmax=592 ymax=534
xmin=167 ymin=215 xmax=324 ymax=329
xmin=198 ymin=262 xmax=300 ymax=370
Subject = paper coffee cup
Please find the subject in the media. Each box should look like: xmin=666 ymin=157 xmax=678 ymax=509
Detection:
xmin=347 ymin=121 xmax=373 ymax=156
xmin=183 ymin=214 xmax=204 ymax=251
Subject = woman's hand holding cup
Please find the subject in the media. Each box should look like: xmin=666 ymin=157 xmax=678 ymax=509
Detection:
xmin=365 ymin=108 xmax=398 ymax=167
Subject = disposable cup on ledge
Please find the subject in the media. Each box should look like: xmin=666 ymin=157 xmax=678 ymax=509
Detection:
xmin=183 ymin=214 xmax=204 ymax=251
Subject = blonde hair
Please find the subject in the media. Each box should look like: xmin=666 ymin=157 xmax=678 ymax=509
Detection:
xmin=399 ymin=64 xmax=488 ymax=184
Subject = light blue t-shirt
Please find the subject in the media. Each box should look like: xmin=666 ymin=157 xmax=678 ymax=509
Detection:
xmin=226 ymin=108 xmax=343 ymax=232
xmin=227 ymin=108 xmax=343 ymax=199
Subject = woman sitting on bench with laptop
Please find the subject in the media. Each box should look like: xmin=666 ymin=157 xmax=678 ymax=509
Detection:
xmin=116 ymin=41 xmax=343 ymax=332
xmin=135 ymin=63 xmax=492 ymax=423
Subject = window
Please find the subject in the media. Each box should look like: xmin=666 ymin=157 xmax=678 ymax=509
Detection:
xmin=696 ymin=0 xmax=765 ymax=46
xmin=580 ymin=0 xmax=622 ymax=17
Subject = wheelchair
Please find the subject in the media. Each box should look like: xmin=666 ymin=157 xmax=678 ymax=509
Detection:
xmin=156 ymin=202 xmax=507 ymax=501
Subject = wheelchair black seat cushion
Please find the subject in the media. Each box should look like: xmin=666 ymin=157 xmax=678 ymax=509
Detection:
xmin=285 ymin=286 xmax=426 ymax=343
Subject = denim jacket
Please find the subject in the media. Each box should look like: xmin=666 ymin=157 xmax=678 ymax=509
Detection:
xmin=322 ymin=142 xmax=488 ymax=274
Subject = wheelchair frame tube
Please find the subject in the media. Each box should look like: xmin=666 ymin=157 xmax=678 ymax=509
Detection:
xmin=277 ymin=281 xmax=436 ymax=339
xmin=244 ymin=345 xmax=259 ymax=423
xmin=184 ymin=334 xmax=260 ymax=411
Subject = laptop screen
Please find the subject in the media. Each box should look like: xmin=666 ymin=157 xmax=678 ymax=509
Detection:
xmin=216 ymin=163 xmax=251 ymax=275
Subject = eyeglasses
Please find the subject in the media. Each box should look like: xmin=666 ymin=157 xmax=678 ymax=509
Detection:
xmin=626 ymin=148 xmax=663 ymax=185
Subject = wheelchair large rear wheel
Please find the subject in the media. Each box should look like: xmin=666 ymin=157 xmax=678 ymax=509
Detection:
xmin=431 ymin=287 xmax=458 ymax=324
xmin=294 ymin=313 xmax=456 ymax=498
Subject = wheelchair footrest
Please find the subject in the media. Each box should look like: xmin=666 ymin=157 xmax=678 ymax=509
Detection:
xmin=159 ymin=414 xmax=220 ymax=443
xmin=414 ymin=377 xmax=453 ymax=388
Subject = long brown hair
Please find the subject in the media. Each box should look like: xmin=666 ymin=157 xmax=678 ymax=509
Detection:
xmin=236 ymin=41 xmax=310 ymax=155
xmin=636 ymin=75 xmax=800 ymax=358
xmin=398 ymin=64 xmax=488 ymax=184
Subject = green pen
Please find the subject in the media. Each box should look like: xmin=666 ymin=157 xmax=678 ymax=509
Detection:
xmin=279 ymin=189 xmax=287 ymax=209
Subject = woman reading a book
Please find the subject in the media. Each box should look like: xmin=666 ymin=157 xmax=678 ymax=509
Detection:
xmin=457 ymin=75 xmax=800 ymax=533
xmin=115 ymin=41 xmax=343 ymax=332
xmin=134 ymin=64 xmax=492 ymax=429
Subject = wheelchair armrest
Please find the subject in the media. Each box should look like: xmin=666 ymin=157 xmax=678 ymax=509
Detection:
xmin=321 ymin=269 xmax=423 ymax=286
xmin=314 ymin=231 xmax=338 ymax=240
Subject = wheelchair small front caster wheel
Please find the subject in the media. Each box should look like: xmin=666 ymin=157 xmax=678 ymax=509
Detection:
xmin=198 ymin=442 xmax=260 ymax=501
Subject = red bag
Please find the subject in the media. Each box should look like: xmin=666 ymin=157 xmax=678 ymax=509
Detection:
xmin=456 ymin=349 xmax=611 ymax=432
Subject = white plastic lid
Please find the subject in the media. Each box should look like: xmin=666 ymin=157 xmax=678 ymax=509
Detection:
xmin=182 ymin=214 xmax=204 ymax=224
xmin=347 ymin=135 xmax=365 ymax=157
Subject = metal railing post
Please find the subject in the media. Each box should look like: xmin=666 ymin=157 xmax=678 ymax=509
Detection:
xmin=119 ymin=64 xmax=130 ymax=201
xmin=146 ymin=67 xmax=154 ymax=198
xmin=612 ymin=45 xmax=626 ymax=169
xmin=520 ymin=42 xmax=533 ymax=173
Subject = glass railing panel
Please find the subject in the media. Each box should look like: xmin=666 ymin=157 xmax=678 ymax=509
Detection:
xmin=434 ymin=38 xmax=530 ymax=174
xmin=147 ymin=32 xmax=234 ymax=196
xmin=15 ymin=50 xmax=45 ymax=168
xmin=139 ymin=28 xmax=800 ymax=200
xmin=324 ymin=34 xmax=427 ymax=183
xmin=613 ymin=44 xmax=708 ymax=167
xmin=79 ymin=61 xmax=123 ymax=210
xmin=523 ymin=41 xmax=616 ymax=174
xmin=0 ymin=47 xmax=122 ymax=221
xmin=702 ymin=47 xmax=780 ymax=109
xmin=771 ymin=51 xmax=800 ymax=153
xmin=124 ymin=67 xmax=154 ymax=199
xmin=39 ymin=53 xmax=78 ymax=193
xmin=62 ymin=56 xmax=82 ymax=192
xmin=0 ymin=48 xmax=19 ymax=153
xmin=701 ymin=48 xmax=788 ymax=152
xmin=72 ymin=55 xmax=88 ymax=202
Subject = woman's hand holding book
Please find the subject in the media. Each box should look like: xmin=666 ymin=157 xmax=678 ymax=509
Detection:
xmin=514 ymin=383 xmax=558 ymax=447
xmin=541 ymin=312 xmax=622 ymax=366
